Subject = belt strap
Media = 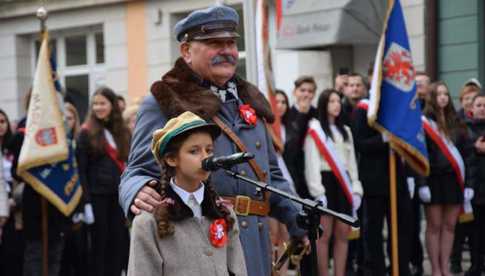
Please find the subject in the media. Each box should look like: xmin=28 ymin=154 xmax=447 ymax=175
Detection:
xmin=212 ymin=116 xmax=267 ymax=183
xmin=212 ymin=116 xmax=271 ymax=203
xmin=223 ymin=196 xmax=270 ymax=216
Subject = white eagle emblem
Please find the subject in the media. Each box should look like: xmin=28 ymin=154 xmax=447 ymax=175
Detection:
xmin=383 ymin=42 xmax=416 ymax=92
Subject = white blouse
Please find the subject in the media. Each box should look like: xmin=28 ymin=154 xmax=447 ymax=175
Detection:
xmin=304 ymin=122 xmax=363 ymax=199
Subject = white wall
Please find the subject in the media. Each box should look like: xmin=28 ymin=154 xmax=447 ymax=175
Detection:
xmin=274 ymin=50 xmax=333 ymax=106
xmin=402 ymin=0 xmax=426 ymax=71
xmin=0 ymin=4 xmax=128 ymax=120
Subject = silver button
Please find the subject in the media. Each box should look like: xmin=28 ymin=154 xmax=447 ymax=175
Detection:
xmin=240 ymin=220 xmax=248 ymax=228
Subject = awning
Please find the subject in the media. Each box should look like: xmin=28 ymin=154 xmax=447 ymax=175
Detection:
xmin=276 ymin=0 xmax=387 ymax=49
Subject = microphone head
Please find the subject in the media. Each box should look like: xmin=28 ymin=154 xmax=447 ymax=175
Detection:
xmin=201 ymin=152 xmax=255 ymax=171
xmin=241 ymin=152 xmax=255 ymax=160
xmin=201 ymin=157 xmax=217 ymax=171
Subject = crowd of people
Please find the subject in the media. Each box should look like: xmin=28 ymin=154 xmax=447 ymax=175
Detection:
xmin=0 ymin=4 xmax=484 ymax=276
xmin=0 ymin=87 xmax=140 ymax=275
xmin=269 ymin=70 xmax=485 ymax=276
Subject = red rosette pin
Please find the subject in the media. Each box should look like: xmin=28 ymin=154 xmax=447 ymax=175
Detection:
xmin=209 ymin=218 xmax=228 ymax=248
xmin=239 ymin=104 xmax=257 ymax=126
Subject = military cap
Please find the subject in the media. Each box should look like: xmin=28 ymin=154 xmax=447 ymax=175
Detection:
xmin=151 ymin=111 xmax=221 ymax=163
xmin=174 ymin=5 xmax=240 ymax=42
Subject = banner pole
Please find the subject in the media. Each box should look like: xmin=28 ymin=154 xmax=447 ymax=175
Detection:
xmin=389 ymin=148 xmax=399 ymax=276
xmin=41 ymin=197 xmax=49 ymax=276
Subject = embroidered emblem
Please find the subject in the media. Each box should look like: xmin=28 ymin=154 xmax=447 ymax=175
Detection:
xmin=383 ymin=42 xmax=415 ymax=92
xmin=209 ymin=218 xmax=228 ymax=248
xmin=239 ymin=104 xmax=257 ymax=126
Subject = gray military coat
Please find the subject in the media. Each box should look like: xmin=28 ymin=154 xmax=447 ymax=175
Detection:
xmin=119 ymin=58 xmax=305 ymax=276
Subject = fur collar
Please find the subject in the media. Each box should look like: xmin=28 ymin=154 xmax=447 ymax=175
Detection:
xmin=150 ymin=58 xmax=274 ymax=123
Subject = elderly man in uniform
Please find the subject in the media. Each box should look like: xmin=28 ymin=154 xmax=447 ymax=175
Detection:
xmin=119 ymin=5 xmax=306 ymax=276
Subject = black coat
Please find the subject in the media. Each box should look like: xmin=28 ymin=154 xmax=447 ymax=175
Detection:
xmin=423 ymin=117 xmax=475 ymax=189
xmin=282 ymin=106 xmax=316 ymax=199
xmin=76 ymin=128 xmax=123 ymax=196
xmin=467 ymin=119 xmax=485 ymax=204
xmin=10 ymin=118 xmax=68 ymax=241
xmin=352 ymin=107 xmax=407 ymax=197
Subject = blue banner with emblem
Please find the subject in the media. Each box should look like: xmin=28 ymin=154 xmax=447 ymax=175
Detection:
xmin=367 ymin=0 xmax=429 ymax=176
xmin=17 ymin=32 xmax=82 ymax=216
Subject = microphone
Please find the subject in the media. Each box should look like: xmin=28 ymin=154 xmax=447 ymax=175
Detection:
xmin=202 ymin=152 xmax=255 ymax=171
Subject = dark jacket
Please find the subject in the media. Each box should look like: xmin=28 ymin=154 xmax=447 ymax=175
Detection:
xmin=282 ymin=106 xmax=316 ymax=199
xmin=76 ymin=128 xmax=123 ymax=195
xmin=10 ymin=118 xmax=68 ymax=241
xmin=422 ymin=116 xmax=475 ymax=189
xmin=341 ymin=97 xmax=356 ymax=127
xmin=467 ymin=119 xmax=485 ymax=204
xmin=352 ymin=106 xmax=407 ymax=196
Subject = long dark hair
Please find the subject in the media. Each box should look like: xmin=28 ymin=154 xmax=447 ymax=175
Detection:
xmin=275 ymin=89 xmax=289 ymax=125
xmin=423 ymin=81 xmax=463 ymax=138
xmin=0 ymin=109 xmax=12 ymax=153
xmin=154 ymin=128 xmax=234 ymax=238
xmin=316 ymin=89 xmax=349 ymax=141
xmin=84 ymin=86 xmax=130 ymax=161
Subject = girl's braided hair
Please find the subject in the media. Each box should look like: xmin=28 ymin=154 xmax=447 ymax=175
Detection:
xmin=153 ymin=128 xmax=235 ymax=238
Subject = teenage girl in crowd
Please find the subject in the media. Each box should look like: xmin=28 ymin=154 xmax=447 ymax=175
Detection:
xmin=464 ymin=92 xmax=485 ymax=276
xmin=304 ymin=89 xmax=363 ymax=276
xmin=60 ymin=102 xmax=93 ymax=276
xmin=269 ymin=89 xmax=293 ymax=274
xmin=128 ymin=111 xmax=247 ymax=276
xmin=0 ymin=109 xmax=21 ymax=276
xmin=77 ymin=87 xmax=131 ymax=276
xmin=419 ymin=81 xmax=476 ymax=276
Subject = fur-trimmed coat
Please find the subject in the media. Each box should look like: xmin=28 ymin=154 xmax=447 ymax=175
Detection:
xmin=120 ymin=58 xmax=304 ymax=276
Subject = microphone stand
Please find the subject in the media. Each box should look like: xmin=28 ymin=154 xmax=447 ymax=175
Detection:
xmin=222 ymin=168 xmax=359 ymax=276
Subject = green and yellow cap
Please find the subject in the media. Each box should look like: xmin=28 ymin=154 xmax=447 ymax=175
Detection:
xmin=151 ymin=111 xmax=220 ymax=163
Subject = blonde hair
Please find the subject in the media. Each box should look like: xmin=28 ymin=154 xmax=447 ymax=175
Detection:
xmin=65 ymin=102 xmax=81 ymax=138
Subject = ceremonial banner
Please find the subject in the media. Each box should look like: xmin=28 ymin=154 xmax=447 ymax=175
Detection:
xmin=17 ymin=33 xmax=82 ymax=216
xmin=367 ymin=0 xmax=429 ymax=176
xmin=256 ymin=0 xmax=282 ymax=142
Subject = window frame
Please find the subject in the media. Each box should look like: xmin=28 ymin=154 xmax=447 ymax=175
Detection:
xmin=30 ymin=26 xmax=106 ymax=98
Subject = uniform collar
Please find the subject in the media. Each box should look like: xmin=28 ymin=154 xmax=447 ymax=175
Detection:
xmin=170 ymin=178 xmax=205 ymax=206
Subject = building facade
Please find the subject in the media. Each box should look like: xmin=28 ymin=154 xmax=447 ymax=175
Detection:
xmin=0 ymin=0 xmax=482 ymax=121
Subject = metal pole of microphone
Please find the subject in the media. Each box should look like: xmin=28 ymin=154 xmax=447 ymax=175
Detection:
xmin=219 ymin=159 xmax=359 ymax=276
xmin=222 ymin=169 xmax=359 ymax=227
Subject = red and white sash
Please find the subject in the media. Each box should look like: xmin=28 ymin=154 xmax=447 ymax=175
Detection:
xmin=421 ymin=117 xmax=465 ymax=188
xmin=104 ymin=129 xmax=126 ymax=173
xmin=422 ymin=117 xmax=472 ymax=220
xmin=81 ymin=124 xmax=126 ymax=173
xmin=307 ymin=119 xmax=353 ymax=205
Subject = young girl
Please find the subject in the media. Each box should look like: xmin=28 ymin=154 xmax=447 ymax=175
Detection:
xmin=304 ymin=89 xmax=363 ymax=276
xmin=77 ymin=87 xmax=131 ymax=276
xmin=128 ymin=111 xmax=247 ymax=276
xmin=419 ymin=81 xmax=474 ymax=276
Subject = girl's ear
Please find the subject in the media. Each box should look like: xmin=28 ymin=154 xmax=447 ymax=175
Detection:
xmin=164 ymin=155 xmax=178 ymax=168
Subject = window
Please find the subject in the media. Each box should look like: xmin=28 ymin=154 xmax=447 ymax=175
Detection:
xmin=32 ymin=27 xmax=106 ymax=120
xmin=65 ymin=35 xmax=87 ymax=66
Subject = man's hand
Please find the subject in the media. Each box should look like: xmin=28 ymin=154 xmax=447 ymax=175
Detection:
xmin=474 ymin=136 xmax=485 ymax=153
xmin=297 ymin=95 xmax=313 ymax=114
xmin=130 ymin=180 xmax=162 ymax=215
